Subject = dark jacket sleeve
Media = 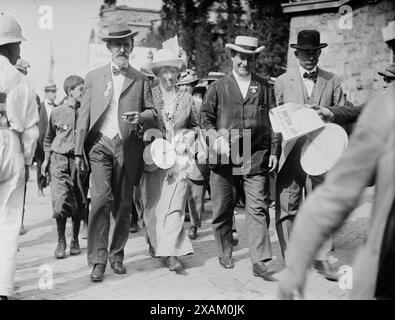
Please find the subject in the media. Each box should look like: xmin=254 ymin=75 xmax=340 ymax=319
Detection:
xmin=200 ymin=83 xmax=219 ymax=144
xmin=75 ymin=73 xmax=92 ymax=156
xmin=140 ymin=78 xmax=158 ymax=132
xmin=327 ymin=100 xmax=365 ymax=125
xmin=268 ymin=84 xmax=282 ymax=157
xmin=43 ymin=112 xmax=55 ymax=162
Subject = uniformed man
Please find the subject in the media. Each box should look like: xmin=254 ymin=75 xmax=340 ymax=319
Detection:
xmin=0 ymin=13 xmax=39 ymax=300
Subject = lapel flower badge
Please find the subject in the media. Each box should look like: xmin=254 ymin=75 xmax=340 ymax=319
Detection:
xmin=104 ymin=81 xmax=112 ymax=98
xmin=250 ymin=85 xmax=258 ymax=94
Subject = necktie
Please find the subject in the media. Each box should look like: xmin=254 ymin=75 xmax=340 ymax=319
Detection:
xmin=303 ymin=71 xmax=317 ymax=82
xmin=112 ymin=66 xmax=127 ymax=76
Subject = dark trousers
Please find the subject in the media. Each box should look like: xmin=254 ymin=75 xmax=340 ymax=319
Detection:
xmin=187 ymin=179 xmax=208 ymax=228
xmin=275 ymin=139 xmax=327 ymax=259
xmin=36 ymin=153 xmax=47 ymax=191
xmin=87 ymin=134 xmax=133 ymax=266
xmin=210 ymin=165 xmax=272 ymax=264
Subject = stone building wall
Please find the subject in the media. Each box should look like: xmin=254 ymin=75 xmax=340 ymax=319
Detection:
xmin=99 ymin=6 xmax=161 ymax=45
xmin=285 ymin=0 xmax=395 ymax=105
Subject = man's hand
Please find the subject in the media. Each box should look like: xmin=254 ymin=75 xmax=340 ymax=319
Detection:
xmin=25 ymin=165 xmax=30 ymax=183
xmin=278 ymin=269 xmax=306 ymax=300
xmin=41 ymin=160 xmax=49 ymax=177
xmin=75 ymin=156 xmax=86 ymax=172
xmin=310 ymin=104 xmax=335 ymax=122
xmin=213 ymin=136 xmax=230 ymax=157
xmin=122 ymin=111 xmax=144 ymax=125
xmin=268 ymin=155 xmax=278 ymax=172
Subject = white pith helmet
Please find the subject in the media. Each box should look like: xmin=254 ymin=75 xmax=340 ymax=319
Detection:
xmin=0 ymin=13 xmax=26 ymax=46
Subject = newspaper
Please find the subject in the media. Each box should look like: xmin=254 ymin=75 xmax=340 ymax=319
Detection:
xmin=269 ymin=103 xmax=325 ymax=142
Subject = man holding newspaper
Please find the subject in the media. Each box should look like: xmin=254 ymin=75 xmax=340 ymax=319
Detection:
xmin=273 ymin=30 xmax=345 ymax=281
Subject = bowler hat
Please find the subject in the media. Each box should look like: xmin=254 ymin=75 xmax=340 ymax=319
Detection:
xmin=101 ymin=22 xmax=138 ymax=42
xmin=225 ymin=36 xmax=265 ymax=55
xmin=290 ymin=30 xmax=328 ymax=50
xmin=378 ymin=64 xmax=395 ymax=79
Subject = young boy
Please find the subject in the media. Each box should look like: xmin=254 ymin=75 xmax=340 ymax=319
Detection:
xmin=42 ymin=75 xmax=88 ymax=259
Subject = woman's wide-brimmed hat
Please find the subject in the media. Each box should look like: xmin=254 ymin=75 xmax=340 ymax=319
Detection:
xmin=378 ymin=64 xmax=395 ymax=79
xmin=225 ymin=36 xmax=265 ymax=55
xmin=177 ymin=69 xmax=199 ymax=86
xmin=101 ymin=22 xmax=138 ymax=42
xmin=147 ymin=48 xmax=184 ymax=76
xmin=290 ymin=30 xmax=328 ymax=50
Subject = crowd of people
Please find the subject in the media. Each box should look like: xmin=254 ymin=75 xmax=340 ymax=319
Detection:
xmin=0 ymin=12 xmax=394 ymax=300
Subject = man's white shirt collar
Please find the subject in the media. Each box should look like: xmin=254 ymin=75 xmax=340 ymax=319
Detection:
xmin=233 ymin=70 xmax=251 ymax=99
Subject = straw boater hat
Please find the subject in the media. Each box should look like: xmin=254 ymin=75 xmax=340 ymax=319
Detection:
xmin=101 ymin=21 xmax=138 ymax=42
xmin=0 ymin=13 xmax=26 ymax=46
xmin=44 ymin=82 xmax=57 ymax=92
xmin=147 ymin=48 xmax=184 ymax=76
xmin=225 ymin=36 xmax=265 ymax=55
xmin=177 ymin=69 xmax=199 ymax=86
xmin=290 ymin=30 xmax=328 ymax=50
xmin=378 ymin=64 xmax=395 ymax=79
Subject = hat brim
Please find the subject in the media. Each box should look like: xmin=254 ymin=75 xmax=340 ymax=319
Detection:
xmin=148 ymin=59 xmax=184 ymax=76
xmin=0 ymin=35 xmax=26 ymax=46
xmin=378 ymin=71 xmax=395 ymax=79
xmin=225 ymin=44 xmax=265 ymax=55
xmin=290 ymin=43 xmax=328 ymax=50
xmin=176 ymin=78 xmax=199 ymax=86
xmin=101 ymin=31 xmax=139 ymax=42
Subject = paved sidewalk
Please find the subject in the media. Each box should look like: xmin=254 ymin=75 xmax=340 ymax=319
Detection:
xmin=13 ymin=167 xmax=371 ymax=300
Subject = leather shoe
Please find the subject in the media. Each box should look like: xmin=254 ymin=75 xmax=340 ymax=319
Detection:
xmin=148 ymin=244 xmax=155 ymax=257
xmin=54 ymin=237 xmax=66 ymax=259
xmin=69 ymin=239 xmax=81 ymax=256
xmin=111 ymin=261 xmax=126 ymax=274
xmin=219 ymin=256 xmax=234 ymax=269
xmin=188 ymin=226 xmax=197 ymax=239
xmin=313 ymin=260 xmax=339 ymax=281
xmin=167 ymin=256 xmax=183 ymax=271
xmin=253 ymin=262 xmax=277 ymax=281
xmin=0 ymin=295 xmax=8 ymax=300
xmin=90 ymin=264 xmax=106 ymax=282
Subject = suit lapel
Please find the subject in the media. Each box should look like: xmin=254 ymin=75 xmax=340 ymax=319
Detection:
xmin=120 ymin=65 xmax=136 ymax=97
xmin=312 ymin=67 xmax=327 ymax=105
xmin=289 ymin=69 xmax=305 ymax=104
xmin=244 ymin=74 xmax=259 ymax=103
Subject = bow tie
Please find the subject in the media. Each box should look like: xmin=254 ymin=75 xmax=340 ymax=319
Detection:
xmin=303 ymin=71 xmax=317 ymax=82
xmin=112 ymin=65 xmax=127 ymax=76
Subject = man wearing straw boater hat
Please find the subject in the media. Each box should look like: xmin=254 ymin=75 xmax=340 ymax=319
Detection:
xmin=75 ymin=21 xmax=157 ymax=282
xmin=201 ymin=36 xmax=281 ymax=279
xmin=274 ymin=30 xmax=345 ymax=281
xmin=0 ymin=13 xmax=39 ymax=300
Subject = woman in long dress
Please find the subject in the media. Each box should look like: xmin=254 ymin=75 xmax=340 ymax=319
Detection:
xmin=142 ymin=48 xmax=199 ymax=271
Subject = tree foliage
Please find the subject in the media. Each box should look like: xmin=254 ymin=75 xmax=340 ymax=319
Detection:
xmin=142 ymin=0 xmax=290 ymax=78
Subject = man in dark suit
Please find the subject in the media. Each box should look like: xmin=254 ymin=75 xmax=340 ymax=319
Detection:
xmin=75 ymin=22 xmax=157 ymax=282
xmin=274 ymin=30 xmax=345 ymax=281
xmin=36 ymin=82 xmax=57 ymax=196
xmin=201 ymin=36 xmax=281 ymax=280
